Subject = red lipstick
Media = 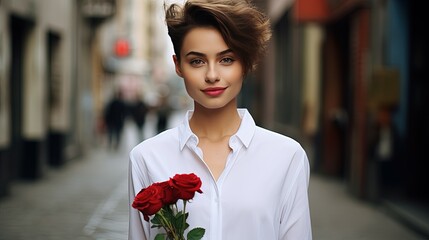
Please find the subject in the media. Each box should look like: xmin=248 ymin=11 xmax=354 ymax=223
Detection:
xmin=202 ymin=87 xmax=227 ymax=97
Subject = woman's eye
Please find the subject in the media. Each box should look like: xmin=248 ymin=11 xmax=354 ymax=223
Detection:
xmin=190 ymin=59 xmax=204 ymax=66
xmin=221 ymin=58 xmax=234 ymax=64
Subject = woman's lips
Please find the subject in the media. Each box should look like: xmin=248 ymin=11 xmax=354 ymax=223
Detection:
xmin=202 ymin=87 xmax=227 ymax=97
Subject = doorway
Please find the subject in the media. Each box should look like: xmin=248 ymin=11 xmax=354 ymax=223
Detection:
xmin=46 ymin=31 xmax=65 ymax=167
xmin=320 ymin=16 xmax=352 ymax=178
xmin=9 ymin=15 xmax=41 ymax=179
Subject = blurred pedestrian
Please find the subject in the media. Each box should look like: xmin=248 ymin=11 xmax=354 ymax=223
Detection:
xmin=104 ymin=90 xmax=126 ymax=150
xmin=155 ymin=92 xmax=172 ymax=134
xmin=129 ymin=1 xmax=312 ymax=239
xmin=130 ymin=94 xmax=148 ymax=142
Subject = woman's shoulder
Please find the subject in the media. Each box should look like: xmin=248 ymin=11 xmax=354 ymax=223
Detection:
xmin=253 ymin=126 xmax=303 ymax=150
xmin=252 ymin=127 xmax=309 ymax=173
xmin=130 ymin=127 xmax=179 ymax=156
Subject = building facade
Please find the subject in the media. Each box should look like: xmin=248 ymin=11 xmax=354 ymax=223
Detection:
xmin=254 ymin=0 xmax=428 ymax=235
xmin=0 ymin=0 xmax=115 ymax=197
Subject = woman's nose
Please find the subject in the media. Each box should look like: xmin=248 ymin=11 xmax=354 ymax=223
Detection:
xmin=205 ymin=65 xmax=220 ymax=83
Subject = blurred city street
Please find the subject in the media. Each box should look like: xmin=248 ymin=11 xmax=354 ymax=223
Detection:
xmin=1 ymin=0 xmax=428 ymax=239
xmin=0 ymin=111 xmax=425 ymax=240
xmin=309 ymin=175 xmax=425 ymax=240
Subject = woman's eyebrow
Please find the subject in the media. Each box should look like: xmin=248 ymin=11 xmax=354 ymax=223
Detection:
xmin=185 ymin=49 xmax=233 ymax=57
xmin=217 ymin=49 xmax=233 ymax=56
xmin=185 ymin=51 xmax=205 ymax=57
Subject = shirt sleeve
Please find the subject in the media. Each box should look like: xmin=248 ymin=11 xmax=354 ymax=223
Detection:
xmin=128 ymin=150 xmax=150 ymax=240
xmin=279 ymin=147 xmax=313 ymax=240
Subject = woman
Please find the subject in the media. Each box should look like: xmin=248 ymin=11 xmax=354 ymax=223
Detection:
xmin=129 ymin=0 xmax=312 ymax=239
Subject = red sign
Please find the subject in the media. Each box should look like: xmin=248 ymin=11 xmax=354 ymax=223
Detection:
xmin=114 ymin=39 xmax=130 ymax=57
xmin=294 ymin=0 xmax=329 ymax=22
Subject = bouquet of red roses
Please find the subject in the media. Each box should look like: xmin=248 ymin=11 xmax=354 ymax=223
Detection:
xmin=132 ymin=173 xmax=205 ymax=240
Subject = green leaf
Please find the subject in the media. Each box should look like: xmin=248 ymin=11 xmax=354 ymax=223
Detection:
xmin=187 ymin=228 xmax=205 ymax=240
xmin=163 ymin=208 xmax=175 ymax=221
xmin=151 ymin=214 xmax=162 ymax=225
xmin=174 ymin=211 xmax=185 ymax=223
xmin=164 ymin=205 xmax=175 ymax=215
xmin=154 ymin=233 xmax=166 ymax=240
xmin=172 ymin=212 xmax=185 ymax=234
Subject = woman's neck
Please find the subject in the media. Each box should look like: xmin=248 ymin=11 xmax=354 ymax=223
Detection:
xmin=190 ymin=103 xmax=241 ymax=142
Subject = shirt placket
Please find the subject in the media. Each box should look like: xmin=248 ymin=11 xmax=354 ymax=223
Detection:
xmin=186 ymin=136 xmax=222 ymax=240
xmin=187 ymin=134 xmax=243 ymax=240
xmin=214 ymin=135 xmax=243 ymax=240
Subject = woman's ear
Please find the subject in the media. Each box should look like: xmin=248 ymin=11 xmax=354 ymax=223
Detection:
xmin=173 ymin=55 xmax=183 ymax=77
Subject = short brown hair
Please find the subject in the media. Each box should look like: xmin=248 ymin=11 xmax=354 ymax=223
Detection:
xmin=165 ymin=0 xmax=271 ymax=75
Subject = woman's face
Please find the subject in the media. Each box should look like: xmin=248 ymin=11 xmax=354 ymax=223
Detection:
xmin=174 ymin=27 xmax=243 ymax=110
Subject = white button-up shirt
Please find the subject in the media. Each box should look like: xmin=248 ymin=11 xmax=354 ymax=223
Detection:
xmin=129 ymin=109 xmax=312 ymax=240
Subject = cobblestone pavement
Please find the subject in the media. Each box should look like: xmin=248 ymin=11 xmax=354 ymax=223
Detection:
xmin=0 ymin=113 xmax=426 ymax=240
xmin=0 ymin=148 xmax=129 ymax=240
xmin=0 ymin=121 xmax=137 ymax=240
xmin=309 ymin=174 xmax=425 ymax=240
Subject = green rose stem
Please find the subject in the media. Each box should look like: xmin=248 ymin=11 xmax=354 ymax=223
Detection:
xmin=158 ymin=210 xmax=178 ymax=240
xmin=158 ymin=202 xmax=193 ymax=240
xmin=181 ymin=201 xmax=187 ymax=237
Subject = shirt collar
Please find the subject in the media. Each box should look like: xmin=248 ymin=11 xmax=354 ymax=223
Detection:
xmin=234 ymin=108 xmax=255 ymax=148
xmin=178 ymin=108 xmax=255 ymax=151
xmin=178 ymin=110 xmax=196 ymax=151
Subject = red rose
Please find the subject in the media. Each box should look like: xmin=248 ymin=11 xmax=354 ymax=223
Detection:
xmin=132 ymin=184 xmax=164 ymax=221
xmin=154 ymin=181 xmax=179 ymax=205
xmin=169 ymin=173 xmax=203 ymax=200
